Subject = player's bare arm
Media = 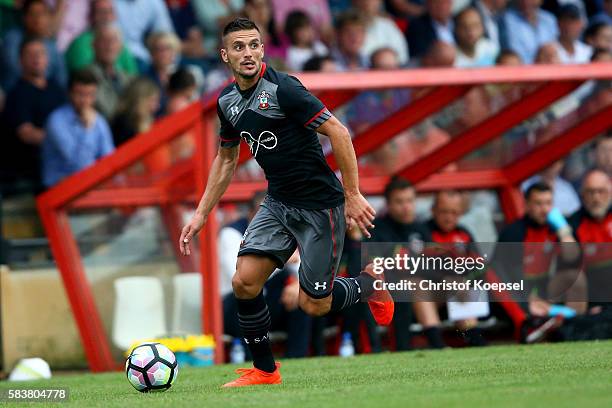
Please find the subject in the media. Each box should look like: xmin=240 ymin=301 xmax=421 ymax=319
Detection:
xmin=179 ymin=144 xmax=240 ymax=256
xmin=317 ymin=116 xmax=376 ymax=238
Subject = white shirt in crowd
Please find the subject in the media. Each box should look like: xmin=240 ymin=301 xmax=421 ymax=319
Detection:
xmin=286 ymin=41 xmax=329 ymax=71
xmin=362 ymin=16 xmax=409 ymax=65
xmin=554 ymin=41 xmax=593 ymax=64
xmin=455 ymin=38 xmax=500 ymax=68
xmin=474 ymin=0 xmax=501 ymax=48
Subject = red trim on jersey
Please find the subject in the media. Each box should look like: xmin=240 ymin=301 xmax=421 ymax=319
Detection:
xmin=220 ymin=136 xmax=239 ymax=142
xmin=305 ymin=107 xmax=327 ymax=127
xmin=329 ymin=209 xmax=338 ymax=283
xmin=259 ymin=62 xmax=267 ymax=78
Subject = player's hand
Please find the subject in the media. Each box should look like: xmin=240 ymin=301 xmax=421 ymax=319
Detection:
xmin=179 ymin=213 xmax=207 ymax=256
xmin=344 ymin=192 xmax=376 ymax=239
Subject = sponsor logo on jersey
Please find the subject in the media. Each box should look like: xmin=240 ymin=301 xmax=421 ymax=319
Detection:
xmin=258 ymin=90 xmax=270 ymax=110
xmin=230 ymin=105 xmax=240 ymax=116
xmin=314 ymin=281 xmax=327 ymax=291
xmin=241 ymin=130 xmax=278 ymax=157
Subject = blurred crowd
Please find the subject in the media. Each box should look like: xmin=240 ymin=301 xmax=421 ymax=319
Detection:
xmin=0 ymin=0 xmax=611 ymax=195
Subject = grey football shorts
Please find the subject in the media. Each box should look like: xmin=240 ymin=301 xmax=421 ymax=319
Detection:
xmin=237 ymin=195 xmax=346 ymax=299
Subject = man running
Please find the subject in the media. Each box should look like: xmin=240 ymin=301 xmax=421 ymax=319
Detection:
xmin=179 ymin=17 xmax=393 ymax=387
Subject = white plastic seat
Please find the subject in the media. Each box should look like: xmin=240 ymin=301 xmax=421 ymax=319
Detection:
xmin=171 ymin=273 xmax=202 ymax=335
xmin=112 ymin=276 xmax=167 ymax=351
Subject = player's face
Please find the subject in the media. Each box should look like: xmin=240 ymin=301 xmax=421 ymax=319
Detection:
xmin=221 ymin=29 xmax=264 ymax=80
xmin=387 ymin=188 xmax=416 ymax=224
xmin=525 ymin=191 xmax=552 ymax=226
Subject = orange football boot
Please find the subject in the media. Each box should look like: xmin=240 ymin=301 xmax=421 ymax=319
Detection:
xmin=222 ymin=362 xmax=282 ymax=388
xmin=363 ymin=263 xmax=395 ymax=326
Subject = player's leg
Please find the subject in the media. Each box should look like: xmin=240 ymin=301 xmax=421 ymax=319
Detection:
xmin=289 ymin=204 xmax=393 ymax=324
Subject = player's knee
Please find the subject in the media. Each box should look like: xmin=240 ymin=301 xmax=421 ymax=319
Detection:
xmin=299 ymin=296 xmax=331 ymax=317
xmin=232 ymin=273 xmax=260 ymax=299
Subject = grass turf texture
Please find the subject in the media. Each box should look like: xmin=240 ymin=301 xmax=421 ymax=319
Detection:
xmin=1 ymin=341 xmax=611 ymax=408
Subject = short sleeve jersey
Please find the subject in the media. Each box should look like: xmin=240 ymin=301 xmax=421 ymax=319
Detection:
xmin=216 ymin=63 xmax=344 ymax=209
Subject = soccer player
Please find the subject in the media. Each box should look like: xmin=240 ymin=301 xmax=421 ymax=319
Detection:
xmin=178 ymin=18 xmax=393 ymax=387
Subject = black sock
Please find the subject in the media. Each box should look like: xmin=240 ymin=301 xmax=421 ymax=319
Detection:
xmin=330 ymin=273 xmax=376 ymax=312
xmin=464 ymin=328 xmax=487 ymax=347
xmin=424 ymin=326 xmax=445 ymax=349
xmin=235 ymin=292 xmax=276 ymax=373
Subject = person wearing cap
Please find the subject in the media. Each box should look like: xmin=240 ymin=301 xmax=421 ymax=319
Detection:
xmin=554 ymin=4 xmax=593 ymax=64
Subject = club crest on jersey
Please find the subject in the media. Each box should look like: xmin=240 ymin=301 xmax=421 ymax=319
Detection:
xmin=257 ymin=90 xmax=270 ymax=110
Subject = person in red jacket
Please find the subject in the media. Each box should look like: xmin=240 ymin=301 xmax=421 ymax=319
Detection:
xmin=569 ymin=169 xmax=612 ymax=309
xmin=416 ymin=190 xmax=487 ymax=348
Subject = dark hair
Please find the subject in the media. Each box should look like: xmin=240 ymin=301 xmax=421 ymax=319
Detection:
xmin=19 ymin=36 xmax=45 ymax=57
xmin=23 ymin=0 xmax=48 ymax=14
xmin=495 ymin=49 xmax=522 ymax=64
xmin=591 ymin=47 xmax=612 ymax=61
xmin=168 ymin=68 xmax=196 ymax=94
xmin=222 ymin=17 xmax=260 ymax=38
xmin=592 ymin=132 xmax=612 ymax=150
xmin=384 ymin=176 xmax=414 ymax=201
xmin=69 ymin=68 xmax=98 ymax=89
xmin=284 ymin=10 xmax=311 ymax=44
xmin=335 ymin=10 xmax=365 ymax=31
xmin=302 ymin=55 xmax=334 ymax=71
xmin=524 ymin=181 xmax=552 ymax=200
xmin=584 ymin=22 xmax=611 ymax=41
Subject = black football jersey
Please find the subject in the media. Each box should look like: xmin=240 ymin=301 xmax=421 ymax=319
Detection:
xmin=217 ymin=63 xmax=345 ymax=209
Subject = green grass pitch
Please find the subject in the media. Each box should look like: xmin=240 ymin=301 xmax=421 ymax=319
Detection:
xmin=2 ymin=341 xmax=611 ymax=407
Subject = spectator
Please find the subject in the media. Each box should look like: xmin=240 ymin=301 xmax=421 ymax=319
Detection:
xmin=1 ymin=37 xmax=65 ymax=190
xmin=473 ymin=0 xmax=508 ymax=49
xmin=271 ymin=0 xmax=335 ymax=44
xmin=370 ymin=177 xmax=432 ymax=351
xmin=243 ymin=0 xmax=288 ymax=63
xmin=111 ymin=77 xmax=160 ymax=147
xmin=417 ymin=190 xmax=487 ymax=348
xmin=590 ymin=0 xmax=612 ymax=26
xmin=113 ymin=0 xmax=175 ymax=66
xmin=89 ymin=24 xmax=133 ymax=120
xmin=192 ymin=0 xmax=244 ymax=55
xmin=406 ymin=0 xmax=454 ymax=59
xmin=145 ymin=32 xmax=181 ymax=114
xmin=53 ymin=0 xmax=90 ymax=52
xmin=331 ymin=10 xmax=369 ymax=70
xmin=354 ymin=0 xmax=409 ymax=65
xmin=522 ymin=160 xmax=581 ymax=215
xmin=584 ymin=22 xmax=612 ymax=51
xmin=554 ymin=4 xmax=593 ymax=64
xmin=453 ymin=6 xmax=499 ymax=67
xmin=421 ymin=40 xmax=457 ymax=67
xmin=302 ymin=55 xmax=340 ymax=72
xmin=284 ymin=10 xmax=328 ymax=71
xmin=64 ymin=0 xmax=137 ymax=75
xmin=42 ymin=69 xmax=114 ymax=187
xmin=593 ymin=134 xmax=612 ymax=180
xmin=222 ymin=191 xmax=313 ymax=358
xmin=166 ymin=68 xmax=197 ymax=114
xmin=502 ymin=0 xmax=559 ymax=63
xmin=164 ymin=0 xmax=206 ymax=60
xmin=165 ymin=68 xmax=197 ymax=161
xmin=1 ymin=0 xmax=67 ymax=89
